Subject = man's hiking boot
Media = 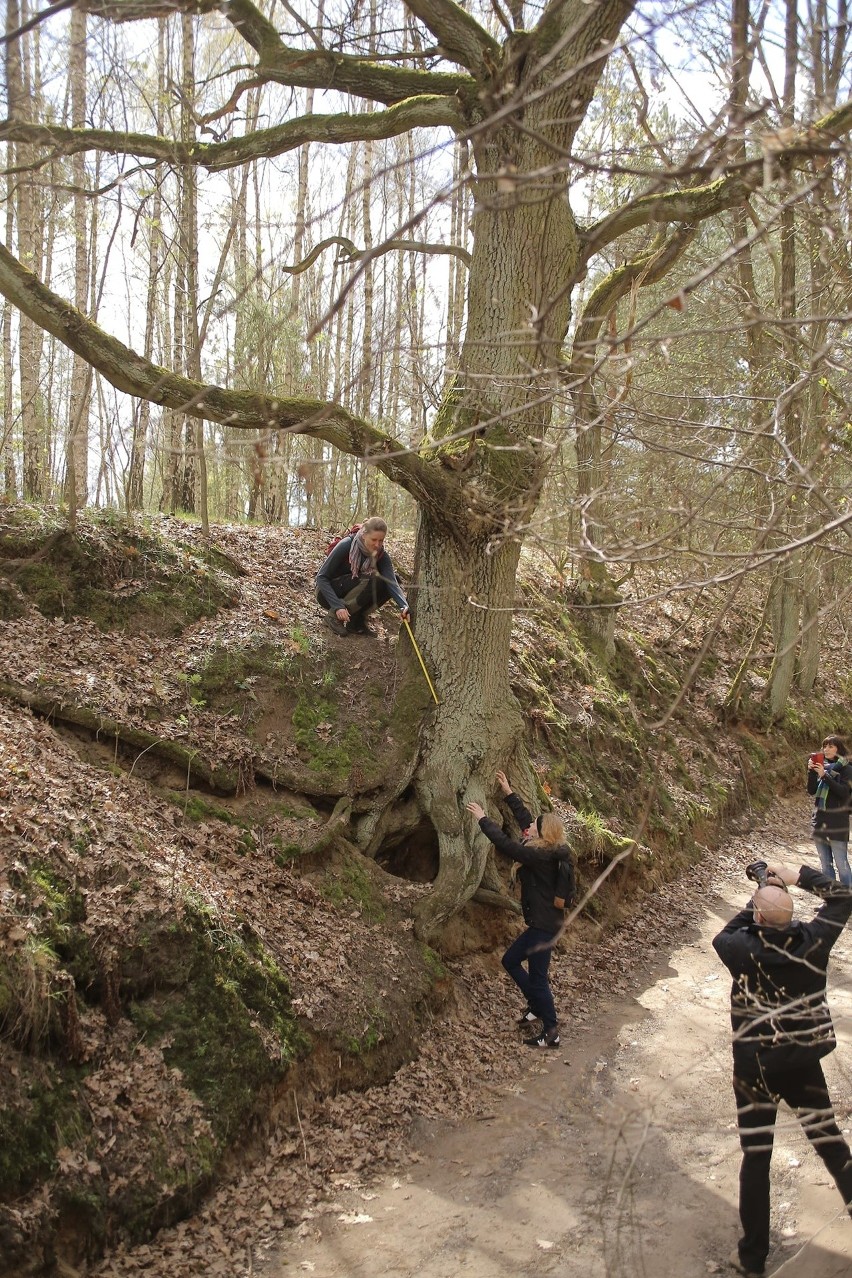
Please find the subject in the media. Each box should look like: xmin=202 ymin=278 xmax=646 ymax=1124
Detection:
xmin=728 ymin=1250 xmax=765 ymax=1278
xmin=523 ymin=1027 xmax=560 ymax=1049
xmin=324 ymin=610 xmax=349 ymax=637
xmin=517 ymin=1007 xmax=538 ymax=1025
xmin=348 ymin=613 xmax=376 ymax=636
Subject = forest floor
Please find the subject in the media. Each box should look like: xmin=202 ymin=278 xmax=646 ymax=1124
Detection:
xmin=90 ymin=796 xmax=852 ymax=1278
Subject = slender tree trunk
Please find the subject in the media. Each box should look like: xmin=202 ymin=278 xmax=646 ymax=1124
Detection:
xmin=1 ymin=177 xmax=16 ymax=495
xmin=127 ymin=19 xmax=166 ymax=510
xmin=178 ymin=12 xmax=205 ymax=524
xmin=64 ymin=7 xmax=90 ymax=526
xmin=765 ymin=0 xmax=802 ymax=719
xmin=7 ymin=0 xmax=45 ymax=499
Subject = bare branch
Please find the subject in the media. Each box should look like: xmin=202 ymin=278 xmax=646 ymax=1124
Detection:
xmin=571 ymin=227 xmax=697 ymax=373
xmin=0 ymin=95 xmax=462 ymax=173
xmin=0 ymin=0 xmax=75 ymax=46
xmin=279 ymin=235 xmax=471 ymax=275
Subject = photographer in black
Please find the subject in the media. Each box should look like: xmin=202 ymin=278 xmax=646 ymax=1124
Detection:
xmin=713 ymin=860 xmax=852 ymax=1277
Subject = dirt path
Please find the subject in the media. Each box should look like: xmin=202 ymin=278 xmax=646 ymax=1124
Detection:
xmin=258 ymin=802 xmax=852 ymax=1278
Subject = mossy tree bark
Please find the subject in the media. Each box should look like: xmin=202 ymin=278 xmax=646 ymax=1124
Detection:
xmin=410 ymin=516 xmax=526 ymax=936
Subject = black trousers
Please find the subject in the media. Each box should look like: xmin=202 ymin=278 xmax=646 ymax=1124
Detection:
xmin=734 ymin=1058 xmax=852 ymax=1271
xmin=317 ymin=573 xmax=392 ymax=617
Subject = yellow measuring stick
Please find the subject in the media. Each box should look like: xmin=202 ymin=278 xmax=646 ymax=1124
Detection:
xmin=403 ymin=618 xmax=439 ymax=704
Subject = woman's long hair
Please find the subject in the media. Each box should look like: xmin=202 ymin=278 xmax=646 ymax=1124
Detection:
xmin=526 ymin=812 xmax=566 ymax=849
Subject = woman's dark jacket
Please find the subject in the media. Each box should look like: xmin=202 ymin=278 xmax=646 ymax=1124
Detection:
xmin=315 ymin=536 xmax=408 ymax=614
xmin=477 ymin=791 xmax=575 ymax=933
xmin=807 ymin=758 xmax=852 ymax=837
xmin=712 ymin=867 xmax=852 ymax=1074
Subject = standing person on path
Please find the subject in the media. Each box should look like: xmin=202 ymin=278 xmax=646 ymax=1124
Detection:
xmin=713 ymin=862 xmax=852 ymax=1278
xmin=465 ymin=770 xmax=575 ymax=1049
xmin=807 ymin=734 xmax=852 ymax=886
xmin=315 ymin=516 xmax=410 ymax=637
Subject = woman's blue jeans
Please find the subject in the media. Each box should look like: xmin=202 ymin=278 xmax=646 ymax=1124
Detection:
xmin=813 ymin=834 xmax=852 ymax=886
xmin=502 ymin=927 xmax=558 ymax=1032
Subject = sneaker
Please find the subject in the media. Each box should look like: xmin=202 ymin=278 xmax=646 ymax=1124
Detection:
xmin=324 ymin=610 xmax=349 ymax=637
xmin=523 ymin=1028 xmax=560 ymax=1049
xmin=728 ymin=1249 xmax=765 ymax=1277
xmin=517 ymin=1008 xmax=538 ymax=1025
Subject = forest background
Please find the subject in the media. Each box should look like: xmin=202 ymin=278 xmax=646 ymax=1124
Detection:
xmin=2 ymin=0 xmax=852 ymax=1273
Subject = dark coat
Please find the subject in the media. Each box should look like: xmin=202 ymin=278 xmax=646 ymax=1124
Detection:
xmin=807 ymin=758 xmax=852 ymax=837
xmin=315 ymin=536 xmax=408 ymax=613
xmin=478 ymin=791 xmax=575 ymax=934
xmin=712 ymin=867 xmax=852 ymax=1075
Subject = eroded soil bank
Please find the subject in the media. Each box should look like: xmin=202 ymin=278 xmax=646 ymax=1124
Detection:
xmin=252 ymin=797 xmax=852 ymax=1278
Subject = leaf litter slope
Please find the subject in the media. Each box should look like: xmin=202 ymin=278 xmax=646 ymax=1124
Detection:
xmin=1 ymin=512 xmax=845 ymax=1276
xmin=74 ymin=798 xmax=852 ymax=1278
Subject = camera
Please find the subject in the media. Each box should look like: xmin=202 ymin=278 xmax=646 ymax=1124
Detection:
xmin=746 ymin=860 xmax=769 ymax=887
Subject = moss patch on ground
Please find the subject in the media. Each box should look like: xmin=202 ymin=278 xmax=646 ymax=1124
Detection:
xmin=321 ymin=852 xmax=387 ymax=923
xmin=0 ymin=507 xmax=238 ymax=634
xmin=0 ymin=1064 xmax=90 ymax=1198
xmin=128 ymin=906 xmax=305 ymax=1143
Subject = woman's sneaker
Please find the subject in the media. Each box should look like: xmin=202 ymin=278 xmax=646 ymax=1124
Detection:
xmin=517 ymin=1007 xmax=538 ymax=1025
xmin=523 ymin=1027 xmax=560 ymax=1049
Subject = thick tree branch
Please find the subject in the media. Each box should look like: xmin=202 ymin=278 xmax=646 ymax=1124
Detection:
xmin=0 ymin=96 xmax=461 ymax=172
xmin=571 ymin=227 xmax=697 ymax=374
xmin=579 ymin=98 xmax=852 ymax=266
xmin=0 ymin=239 xmax=465 ymax=524
xmin=525 ymin=0 xmax=636 ymax=154
xmin=82 ymin=0 xmax=475 ymax=105
xmin=403 ymin=0 xmax=501 ymax=80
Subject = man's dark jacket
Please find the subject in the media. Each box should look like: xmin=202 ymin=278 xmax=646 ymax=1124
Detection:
xmin=713 ymin=867 xmax=852 ymax=1074
xmin=478 ymin=791 xmax=575 ymax=933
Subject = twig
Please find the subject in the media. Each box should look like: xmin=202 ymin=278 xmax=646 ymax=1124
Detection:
xmin=293 ymin=1089 xmax=309 ymax=1167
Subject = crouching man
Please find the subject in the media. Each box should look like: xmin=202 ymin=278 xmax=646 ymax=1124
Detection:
xmin=713 ymin=863 xmax=852 ymax=1276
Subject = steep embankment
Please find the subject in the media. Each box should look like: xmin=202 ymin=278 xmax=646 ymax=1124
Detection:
xmin=0 ymin=508 xmax=845 ymax=1276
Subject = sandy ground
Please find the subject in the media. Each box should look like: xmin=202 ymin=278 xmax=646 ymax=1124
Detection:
xmin=259 ymin=802 xmax=852 ymax=1278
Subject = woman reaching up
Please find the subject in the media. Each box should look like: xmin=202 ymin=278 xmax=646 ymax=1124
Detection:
xmin=466 ymin=770 xmax=575 ymax=1048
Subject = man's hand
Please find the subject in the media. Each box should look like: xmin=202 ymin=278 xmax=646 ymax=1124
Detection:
xmin=335 ymin=607 xmax=351 ymax=623
xmin=765 ymin=864 xmax=800 ymax=887
xmin=496 ymin=770 xmax=512 ymax=795
xmin=466 ymin=801 xmax=486 ymax=820
xmin=399 ymin=606 xmax=411 ymax=623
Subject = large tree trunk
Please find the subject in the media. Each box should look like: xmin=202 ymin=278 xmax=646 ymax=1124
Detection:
xmin=407 ymin=117 xmax=579 ymax=931
xmin=410 ymin=513 xmax=526 ymax=937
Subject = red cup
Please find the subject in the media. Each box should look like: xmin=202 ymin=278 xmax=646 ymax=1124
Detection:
xmin=810 ymin=751 xmax=825 ymax=766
